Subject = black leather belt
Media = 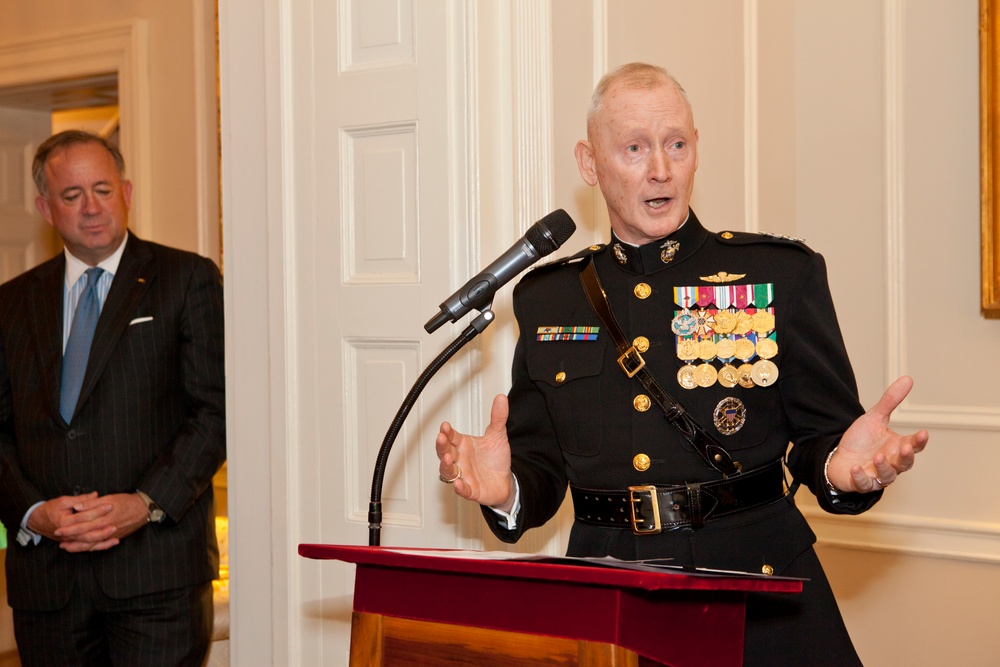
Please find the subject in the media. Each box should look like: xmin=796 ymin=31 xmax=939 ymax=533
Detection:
xmin=571 ymin=459 xmax=786 ymax=534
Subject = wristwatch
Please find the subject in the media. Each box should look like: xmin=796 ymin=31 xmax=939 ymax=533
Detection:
xmin=136 ymin=489 xmax=165 ymax=523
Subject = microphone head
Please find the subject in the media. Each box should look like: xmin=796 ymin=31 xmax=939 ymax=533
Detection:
xmin=527 ymin=209 xmax=576 ymax=257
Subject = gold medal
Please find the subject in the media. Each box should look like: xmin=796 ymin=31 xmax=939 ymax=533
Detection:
xmin=733 ymin=310 xmax=754 ymax=335
xmin=713 ymin=397 xmax=747 ymax=435
xmin=751 ymin=359 xmax=779 ymax=387
xmin=737 ymin=363 xmax=756 ymax=388
xmin=734 ymin=338 xmax=756 ymax=362
xmin=756 ymin=337 xmax=778 ymax=360
xmin=695 ymin=363 xmax=718 ymax=388
xmin=713 ymin=310 xmax=737 ymax=334
xmin=718 ymin=363 xmax=739 ymax=388
xmin=676 ymin=339 xmax=700 ymax=361
xmin=715 ymin=337 xmax=737 ymax=360
xmin=698 ymin=339 xmax=718 ymax=361
xmin=677 ymin=364 xmax=698 ymax=389
xmin=752 ymin=310 xmax=775 ymax=334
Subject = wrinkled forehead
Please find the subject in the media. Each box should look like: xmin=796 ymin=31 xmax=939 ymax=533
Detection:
xmin=46 ymin=143 xmax=122 ymax=185
xmin=590 ymin=79 xmax=694 ymax=138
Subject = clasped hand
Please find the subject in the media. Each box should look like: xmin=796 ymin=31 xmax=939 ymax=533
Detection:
xmin=26 ymin=491 xmax=151 ymax=553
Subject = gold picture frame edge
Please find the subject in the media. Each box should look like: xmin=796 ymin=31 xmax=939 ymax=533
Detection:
xmin=982 ymin=0 xmax=1000 ymax=318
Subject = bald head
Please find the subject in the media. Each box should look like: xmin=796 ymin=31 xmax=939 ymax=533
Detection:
xmin=586 ymin=62 xmax=692 ymax=139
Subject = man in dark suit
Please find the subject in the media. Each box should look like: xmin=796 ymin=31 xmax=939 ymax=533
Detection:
xmin=434 ymin=63 xmax=929 ymax=665
xmin=0 ymin=130 xmax=225 ymax=666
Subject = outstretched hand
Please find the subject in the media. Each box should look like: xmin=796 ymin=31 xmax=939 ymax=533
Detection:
xmin=435 ymin=394 xmax=516 ymax=512
xmin=826 ymin=375 xmax=929 ymax=494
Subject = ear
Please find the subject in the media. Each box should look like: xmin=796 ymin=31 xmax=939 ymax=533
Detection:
xmin=35 ymin=195 xmax=54 ymax=227
xmin=123 ymin=180 xmax=134 ymax=210
xmin=693 ymin=128 xmax=700 ymax=172
xmin=574 ymin=140 xmax=599 ymax=187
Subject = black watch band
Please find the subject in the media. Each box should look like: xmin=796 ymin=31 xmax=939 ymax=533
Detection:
xmin=136 ymin=490 xmax=165 ymax=523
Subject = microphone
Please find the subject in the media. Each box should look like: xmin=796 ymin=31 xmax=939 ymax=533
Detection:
xmin=424 ymin=209 xmax=577 ymax=333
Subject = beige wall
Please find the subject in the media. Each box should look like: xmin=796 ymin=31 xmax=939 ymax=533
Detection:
xmin=0 ymin=0 xmax=220 ymax=261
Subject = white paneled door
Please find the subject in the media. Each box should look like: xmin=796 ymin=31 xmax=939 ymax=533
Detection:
xmin=289 ymin=1 xmax=481 ymax=663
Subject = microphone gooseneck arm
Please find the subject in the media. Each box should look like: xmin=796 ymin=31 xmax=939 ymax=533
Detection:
xmin=368 ymin=308 xmax=496 ymax=546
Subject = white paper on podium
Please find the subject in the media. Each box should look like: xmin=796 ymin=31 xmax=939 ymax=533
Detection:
xmin=382 ymin=548 xmax=804 ymax=580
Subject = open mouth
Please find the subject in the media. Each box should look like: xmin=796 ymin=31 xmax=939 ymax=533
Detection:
xmin=645 ymin=198 xmax=671 ymax=209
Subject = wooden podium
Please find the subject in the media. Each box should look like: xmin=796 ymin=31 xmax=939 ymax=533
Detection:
xmin=298 ymin=544 xmax=801 ymax=667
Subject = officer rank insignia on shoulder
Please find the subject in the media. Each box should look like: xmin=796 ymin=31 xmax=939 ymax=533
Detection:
xmin=536 ymin=326 xmax=600 ymax=341
xmin=759 ymin=231 xmax=805 ymax=243
xmin=535 ymin=244 xmax=606 ymax=270
xmin=717 ymin=230 xmax=808 ymax=246
xmin=670 ymin=283 xmax=779 ymax=393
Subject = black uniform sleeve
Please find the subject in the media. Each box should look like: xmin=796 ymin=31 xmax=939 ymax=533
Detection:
xmin=480 ymin=277 xmax=573 ymax=543
xmin=779 ymin=252 xmax=881 ymax=514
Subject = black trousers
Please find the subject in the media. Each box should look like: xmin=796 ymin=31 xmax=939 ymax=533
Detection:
xmin=742 ymin=546 xmax=862 ymax=666
xmin=13 ymin=566 xmax=214 ymax=667
xmin=638 ymin=546 xmax=861 ymax=666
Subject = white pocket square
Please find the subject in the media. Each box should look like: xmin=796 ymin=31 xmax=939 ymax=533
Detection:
xmin=129 ymin=316 xmax=154 ymax=326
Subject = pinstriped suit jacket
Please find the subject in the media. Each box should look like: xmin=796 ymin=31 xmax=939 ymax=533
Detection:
xmin=0 ymin=233 xmax=226 ymax=610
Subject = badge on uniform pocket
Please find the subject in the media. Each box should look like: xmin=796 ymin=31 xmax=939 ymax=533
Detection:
xmin=713 ymin=397 xmax=747 ymax=435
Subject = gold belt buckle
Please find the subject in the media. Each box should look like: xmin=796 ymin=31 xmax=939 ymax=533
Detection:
xmin=617 ymin=347 xmax=645 ymax=378
xmin=628 ymin=485 xmax=662 ymax=535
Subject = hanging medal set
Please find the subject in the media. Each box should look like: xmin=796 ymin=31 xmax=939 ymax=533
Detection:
xmin=671 ymin=284 xmax=780 ymax=391
xmin=579 ymin=260 xmax=744 ymax=476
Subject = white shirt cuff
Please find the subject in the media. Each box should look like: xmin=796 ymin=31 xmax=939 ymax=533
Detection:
xmin=488 ymin=474 xmax=522 ymax=529
xmin=17 ymin=501 xmax=45 ymax=546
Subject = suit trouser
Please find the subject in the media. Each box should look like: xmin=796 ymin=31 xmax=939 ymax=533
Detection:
xmin=12 ymin=563 xmax=214 ymax=667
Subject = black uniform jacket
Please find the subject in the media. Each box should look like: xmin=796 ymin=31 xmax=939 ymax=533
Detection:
xmin=483 ymin=210 xmax=880 ymax=575
xmin=0 ymin=234 xmax=225 ymax=610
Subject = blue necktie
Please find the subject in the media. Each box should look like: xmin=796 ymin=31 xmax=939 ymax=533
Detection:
xmin=60 ymin=267 xmax=105 ymax=423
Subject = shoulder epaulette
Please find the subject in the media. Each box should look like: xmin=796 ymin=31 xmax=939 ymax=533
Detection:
xmin=715 ymin=230 xmax=812 ymax=253
xmin=534 ymin=243 xmax=606 ymax=269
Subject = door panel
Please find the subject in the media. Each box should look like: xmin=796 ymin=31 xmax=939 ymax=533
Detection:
xmin=0 ymin=107 xmax=59 ymax=281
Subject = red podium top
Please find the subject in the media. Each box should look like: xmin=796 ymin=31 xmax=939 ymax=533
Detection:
xmin=300 ymin=544 xmax=801 ymax=666
xmin=299 ymin=543 xmax=800 ymax=593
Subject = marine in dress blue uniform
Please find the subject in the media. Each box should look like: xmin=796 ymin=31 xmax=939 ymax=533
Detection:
xmin=437 ymin=62 xmax=928 ymax=667
xmin=481 ymin=210 xmax=877 ymax=665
